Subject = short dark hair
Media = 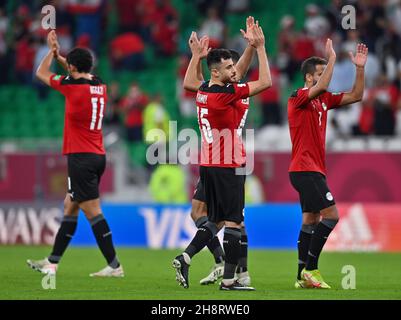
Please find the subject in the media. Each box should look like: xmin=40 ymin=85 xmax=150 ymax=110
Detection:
xmin=301 ymin=56 xmax=327 ymax=81
xmin=228 ymin=49 xmax=240 ymax=64
xmin=66 ymin=47 xmax=93 ymax=73
xmin=206 ymin=48 xmax=232 ymax=70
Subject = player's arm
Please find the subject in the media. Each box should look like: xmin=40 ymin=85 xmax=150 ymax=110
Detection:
xmin=36 ymin=30 xmax=59 ymax=86
xmin=183 ymin=32 xmax=210 ymax=92
xmin=54 ymin=53 xmax=68 ymax=71
xmin=50 ymin=31 xmax=69 ymax=71
xmin=246 ymin=24 xmax=272 ymax=97
xmin=338 ymin=43 xmax=368 ymax=106
xmin=308 ymin=39 xmax=336 ymax=100
xmin=235 ymin=45 xmax=254 ymax=80
xmin=36 ymin=49 xmax=54 ymax=86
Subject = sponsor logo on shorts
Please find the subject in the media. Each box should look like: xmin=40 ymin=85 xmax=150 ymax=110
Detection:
xmin=326 ymin=192 xmax=334 ymax=201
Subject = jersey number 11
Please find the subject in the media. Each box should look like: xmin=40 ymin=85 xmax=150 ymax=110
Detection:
xmin=90 ymin=97 xmax=105 ymax=130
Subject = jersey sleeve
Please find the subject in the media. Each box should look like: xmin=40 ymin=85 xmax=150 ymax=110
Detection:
xmin=326 ymin=92 xmax=345 ymax=110
xmin=49 ymin=74 xmax=67 ymax=94
xmin=218 ymin=83 xmax=250 ymax=105
xmin=288 ymin=88 xmax=310 ymax=108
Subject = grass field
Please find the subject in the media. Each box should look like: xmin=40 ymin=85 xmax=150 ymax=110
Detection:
xmin=1 ymin=246 xmax=401 ymax=300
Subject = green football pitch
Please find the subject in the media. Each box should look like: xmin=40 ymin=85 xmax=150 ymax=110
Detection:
xmin=1 ymin=246 xmax=400 ymax=300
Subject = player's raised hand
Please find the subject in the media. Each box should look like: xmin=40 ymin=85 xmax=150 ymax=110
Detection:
xmin=240 ymin=16 xmax=255 ymax=45
xmin=198 ymin=35 xmax=211 ymax=58
xmin=250 ymin=22 xmax=265 ymax=48
xmin=188 ymin=31 xmax=210 ymax=58
xmin=325 ymin=38 xmax=336 ymax=60
xmin=349 ymin=43 xmax=368 ymax=68
xmin=47 ymin=30 xmax=59 ymax=57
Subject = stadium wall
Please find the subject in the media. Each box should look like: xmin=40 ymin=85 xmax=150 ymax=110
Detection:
xmin=1 ymin=203 xmax=400 ymax=251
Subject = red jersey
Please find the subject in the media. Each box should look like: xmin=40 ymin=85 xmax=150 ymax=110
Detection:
xmin=196 ymin=81 xmax=250 ymax=167
xmin=50 ymin=74 xmax=107 ymax=155
xmin=287 ymin=87 xmax=344 ymax=175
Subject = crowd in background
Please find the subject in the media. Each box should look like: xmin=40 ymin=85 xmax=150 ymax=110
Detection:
xmin=2 ymin=0 xmax=401 ymax=141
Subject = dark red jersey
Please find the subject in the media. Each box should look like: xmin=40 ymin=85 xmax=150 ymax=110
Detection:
xmin=196 ymin=81 xmax=250 ymax=167
xmin=287 ymin=87 xmax=344 ymax=175
xmin=50 ymin=74 xmax=107 ymax=155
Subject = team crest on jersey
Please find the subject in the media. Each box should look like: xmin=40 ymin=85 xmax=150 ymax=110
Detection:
xmin=322 ymin=103 xmax=327 ymax=111
xmin=242 ymin=98 xmax=250 ymax=104
xmin=196 ymin=93 xmax=208 ymax=104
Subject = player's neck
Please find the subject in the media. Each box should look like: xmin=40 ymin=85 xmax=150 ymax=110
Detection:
xmin=70 ymin=72 xmax=93 ymax=80
xmin=304 ymin=82 xmax=313 ymax=89
xmin=209 ymin=78 xmax=225 ymax=87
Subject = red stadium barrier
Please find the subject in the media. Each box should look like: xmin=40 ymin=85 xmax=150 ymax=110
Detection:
xmin=0 ymin=153 xmax=114 ymax=201
xmin=327 ymin=203 xmax=401 ymax=252
xmin=253 ymin=152 xmax=401 ymax=202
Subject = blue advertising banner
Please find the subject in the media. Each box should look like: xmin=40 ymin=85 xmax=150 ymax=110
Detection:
xmin=70 ymin=204 xmax=302 ymax=249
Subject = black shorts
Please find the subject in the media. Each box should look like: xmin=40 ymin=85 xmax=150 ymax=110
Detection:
xmin=67 ymin=153 xmax=106 ymax=203
xmin=289 ymin=171 xmax=335 ymax=213
xmin=193 ymin=178 xmax=206 ymax=202
xmin=200 ymin=166 xmax=245 ymax=224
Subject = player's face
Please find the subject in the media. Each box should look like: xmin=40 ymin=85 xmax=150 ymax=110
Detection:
xmin=311 ymin=64 xmax=326 ymax=85
xmin=216 ymin=58 xmax=237 ymax=83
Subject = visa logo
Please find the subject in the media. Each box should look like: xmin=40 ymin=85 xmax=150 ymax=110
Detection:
xmin=139 ymin=207 xmax=197 ymax=248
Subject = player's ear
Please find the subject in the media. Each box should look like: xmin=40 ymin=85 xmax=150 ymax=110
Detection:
xmin=211 ymin=68 xmax=220 ymax=78
xmin=305 ymin=73 xmax=313 ymax=84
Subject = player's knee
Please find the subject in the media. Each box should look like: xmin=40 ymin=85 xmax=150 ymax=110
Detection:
xmin=191 ymin=200 xmax=207 ymax=221
xmin=321 ymin=205 xmax=339 ymax=221
xmin=63 ymin=197 xmax=78 ymax=216
xmin=190 ymin=209 xmax=201 ymax=222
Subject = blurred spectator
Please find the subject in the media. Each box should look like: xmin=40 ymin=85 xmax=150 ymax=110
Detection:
xmin=198 ymin=7 xmax=226 ymax=48
xmin=362 ymin=0 xmax=387 ymax=52
xmin=304 ymin=4 xmax=330 ymax=39
xmin=292 ymin=29 xmax=315 ymax=67
xmin=277 ymin=15 xmax=298 ymax=82
xmin=15 ymin=35 xmax=35 ymax=84
xmin=54 ymin=26 xmax=73 ymax=56
xmin=177 ymin=55 xmax=197 ymax=118
xmin=13 ymin=4 xmax=32 ymax=41
xmin=361 ymin=75 xmax=398 ymax=136
xmin=115 ymin=0 xmax=142 ymax=34
xmin=250 ymin=66 xmax=282 ymax=125
xmin=196 ymin=0 xmax=227 ymax=17
xmin=329 ymin=45 xmax=355 ymax=93
xmin=0 ymin=7 xmax=9 ymax=84
xmin=396 ymin=96 xmax=401 ymax=135
xmin=110 ymin=32 xmax=145 ymax=71
xmin=33 ymin=36 xmax=50 ymax=99
xmin=227 ymin=0 xmax=249 ymax=14
xmin=324 ymin=0 xmax=345 ymax=35
xmin=104 ymin=82 xmax=123 ymax=126
xmin=149 ymin=164 xmax=188 ymax=204
xmin=143 ymin=95 xmax=171 ymax=144
xmin=66 ymin=0 xmax=103 ymax=53
xmin=151 ymin=1 xmax=178 ymax=56
xmin=119 ymin=83 xmax=149 ymax=142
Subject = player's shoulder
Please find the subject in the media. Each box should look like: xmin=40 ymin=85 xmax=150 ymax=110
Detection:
xmin=289 ymin=87 xmax=308 ymax=99
xmin=198 ymin=81 xmax=236 ymax=94
xmin=59 ymin=74 xmax=106 ymax=86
